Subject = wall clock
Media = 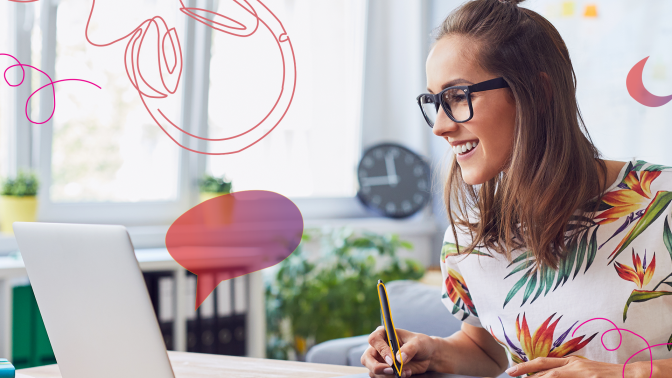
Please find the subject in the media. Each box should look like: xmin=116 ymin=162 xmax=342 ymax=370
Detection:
xmin=356 ymin=142 xmax=431 ymax=219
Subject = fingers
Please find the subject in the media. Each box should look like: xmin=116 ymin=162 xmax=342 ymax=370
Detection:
xmin=368 ymin=326 xmax=395 ymax=366
xmin=361 ymin=345 xmax=397 ymax=376
xmin=507 ymin=357 xmax=570 ymax=376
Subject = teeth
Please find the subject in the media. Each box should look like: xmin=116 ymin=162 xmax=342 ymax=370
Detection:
xmin=453 ymin=140 xmax=478 ymax=155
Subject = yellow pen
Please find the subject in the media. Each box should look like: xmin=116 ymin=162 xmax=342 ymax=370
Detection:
xmin=377 ymin=279 xmax=403 ymax=378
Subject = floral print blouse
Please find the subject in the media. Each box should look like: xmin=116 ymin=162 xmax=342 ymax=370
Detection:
xmin=439 ymin=158 xmax=672 ymax=366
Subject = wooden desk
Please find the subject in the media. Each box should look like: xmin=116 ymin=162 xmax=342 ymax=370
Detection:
xmin=16 ymin=351 xmax=369 ymax=378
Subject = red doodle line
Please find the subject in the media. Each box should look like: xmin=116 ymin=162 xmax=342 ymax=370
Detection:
xmin=1 ymin=53 xmax=101 ymax=124
xmin=573 ymin=318 xmax=672 ymax=378
xmin=85 ymin=0 xmax=296 ymax=155
xmin=85 ymin=0 xmax=182 ymax=100
xmin=7 ymin=1 xmax=39 ymax=3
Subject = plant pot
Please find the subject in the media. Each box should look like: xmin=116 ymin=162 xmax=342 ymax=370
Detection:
xmin=0 ymin=195 xmax=38 ymax=235
xmin=199 ymin=192 xmax=235 ymax=225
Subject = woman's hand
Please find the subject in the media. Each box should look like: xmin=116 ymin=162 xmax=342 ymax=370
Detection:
xmin=360 ymin=326 xmax=436 ymax=378
xmin=506 ymin=356 xmax=649 ymax=378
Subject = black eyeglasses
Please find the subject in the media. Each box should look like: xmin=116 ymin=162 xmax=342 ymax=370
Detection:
xmin=416 ymin=77 xmax=510 ymax=127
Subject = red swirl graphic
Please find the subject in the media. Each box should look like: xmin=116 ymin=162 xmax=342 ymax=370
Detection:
xmin=1 ymin=53 xmax=101 ymax=124
xmin=85 ymin=0 xmax=296 ymax=155
xmin=573 ymin=318 xmax=672 ymax=378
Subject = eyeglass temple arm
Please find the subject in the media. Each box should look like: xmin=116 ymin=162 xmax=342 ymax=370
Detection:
xmin=468 ymin=77 xmax=509 ymax=93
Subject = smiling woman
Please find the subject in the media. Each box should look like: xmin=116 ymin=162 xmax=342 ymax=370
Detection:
xmin=360 ymin=1 xmax=672 ymax=378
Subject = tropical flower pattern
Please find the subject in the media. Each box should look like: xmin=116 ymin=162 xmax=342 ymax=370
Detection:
xmin=439 ymin=158 xmax=672 ymax=363
xmin=595 ymin=169 xmax=661 ymax=225
xmin=614 ymin=248 xmax=656 ymax=288
xmin=489 ymin=313 xmax=597 ymax=366
xmin=443 ymin=267 xmax=478 ymax=319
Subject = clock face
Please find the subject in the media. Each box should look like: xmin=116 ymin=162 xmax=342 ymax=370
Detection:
xmin=356 ymin=143 xmax=431 ymax=218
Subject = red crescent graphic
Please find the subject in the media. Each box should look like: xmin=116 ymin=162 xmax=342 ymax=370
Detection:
xmin=626 ymin=56 xmax=672 ymax=107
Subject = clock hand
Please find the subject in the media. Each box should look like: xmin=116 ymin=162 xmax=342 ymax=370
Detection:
xmin=385 ymin=153 xmax=398 ymax=186
xmin=361 ymin=176 xmax=399 ymax=187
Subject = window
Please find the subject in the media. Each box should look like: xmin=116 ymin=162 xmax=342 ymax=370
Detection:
xmin=4 ymin=0 xmax=371 ymax=226
xmin=49 ymin=0 xmax=184 ymax=203
xmin=205 ymin=0 xmax=367 ymax=198
xmin=0 ymin=1 xmax=10 ymax=180
xmin=522 ymin=1 xmax=672 ymax=165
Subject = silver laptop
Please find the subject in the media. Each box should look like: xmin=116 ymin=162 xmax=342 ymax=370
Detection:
xmin=13 ymin=222 xmax=175 ymax=378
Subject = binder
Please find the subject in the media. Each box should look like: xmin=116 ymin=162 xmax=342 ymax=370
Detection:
xmin=142 ymin=272 xmax=175 ymax=350
xmin=184 ymin=270 xmax=248 ymax=356
xmin=11 ymin=285 xmax=56 ymax=369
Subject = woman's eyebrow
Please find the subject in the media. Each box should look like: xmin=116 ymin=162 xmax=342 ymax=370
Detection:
xmin=427 ymin=78 xmax=474 ymax=94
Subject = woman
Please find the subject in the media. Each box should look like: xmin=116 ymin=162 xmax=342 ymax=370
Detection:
xmin=361 ymin=0 xmax=672 ymax=377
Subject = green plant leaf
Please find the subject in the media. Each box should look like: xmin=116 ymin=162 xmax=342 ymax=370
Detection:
xmin=520 ymin=269 xmax=538 ymax=306
xmin=504 ymin=259 xmax=535 ymax=279
xmin=441 ymin=242 xmax=491 ymax=261
xmin=544 ymin=265 xmax=555 ymax=296
xmin=644 ymin=164 xmax=672 ymax=172
xmin=668 ymin=332 xmax=672 ymax=352
xmin=573 ymin=229 xmax=589 ymax=279
xmin=554 ymin=239 xmax=572 ymax=291
xmin=530 ymin=268 xmax=545 ymax=304
xmin=585 ymin=226 xmax=599 ymax=273
xmin=664 ymin=216 xmax=672 ymax=263
xmin=609 ymin=191 xmax=672 ymax=264
xmin=623 ymin=289 xmax=672 ymax=322
xmin=503 ymin=270 xmax=531 ymax=309
xmin=562 ymin=237 xmax=578 ymax=286
xmin=507 ymin=250 xmax=532 ymax=268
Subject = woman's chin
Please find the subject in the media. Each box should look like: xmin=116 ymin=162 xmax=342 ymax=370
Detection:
xmin=460 ymin=171 xmax=488 ymax=186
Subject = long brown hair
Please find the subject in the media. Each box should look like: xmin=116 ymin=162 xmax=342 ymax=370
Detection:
xmin=436 ymin=0 xmax=608 ymax=270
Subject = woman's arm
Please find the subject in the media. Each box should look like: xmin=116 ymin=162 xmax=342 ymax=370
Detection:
xmin=429 ymin=322 xmax=509 ymax=377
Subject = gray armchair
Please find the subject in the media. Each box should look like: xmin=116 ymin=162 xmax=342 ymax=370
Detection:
xmin=305 ymin=280 xmax=511 ymax=378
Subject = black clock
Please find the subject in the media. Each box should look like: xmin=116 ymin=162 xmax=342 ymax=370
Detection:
xmin=356 ymin=142 xmax=431 ymax=218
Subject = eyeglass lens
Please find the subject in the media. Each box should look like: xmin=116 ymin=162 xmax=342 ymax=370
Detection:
xmin=419 ymin=88 xmax=471 ymax=126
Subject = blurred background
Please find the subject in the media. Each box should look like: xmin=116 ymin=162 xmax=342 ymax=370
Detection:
xmin=0 ymin=0 xmax=671 ymax=375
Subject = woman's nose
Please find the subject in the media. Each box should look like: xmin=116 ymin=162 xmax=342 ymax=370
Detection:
xmin=431 ymin=108 xmax=459 ymax=136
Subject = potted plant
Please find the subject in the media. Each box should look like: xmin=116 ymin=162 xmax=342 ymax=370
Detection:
xmin=198 ymin=174 xmax=233 ymax=202
xmin=198 ymin=174 xmax=234 ymax=225
xmin=265 ymin=227 xmax=425 ymax=361
xmin=0 ymin=171 xmax=39 ymax=235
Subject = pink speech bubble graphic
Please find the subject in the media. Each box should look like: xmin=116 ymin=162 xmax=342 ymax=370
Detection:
xmin=165 ymin=190 xmax=303 ymax=310
xmin=0 ymin=53 xmax=101 ymax=124
xmin=85 ymin=0 xmax=296 ymax=155
xmin=626 ymin=56 xmax=672 ymax=107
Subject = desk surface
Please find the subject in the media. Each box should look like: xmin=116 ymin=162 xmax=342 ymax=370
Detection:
xmin=16 ymin=351 xmax=369 ymax=378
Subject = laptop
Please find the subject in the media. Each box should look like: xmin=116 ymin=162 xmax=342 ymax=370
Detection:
xmin=13 ymin=222 xmax=175 ymax=378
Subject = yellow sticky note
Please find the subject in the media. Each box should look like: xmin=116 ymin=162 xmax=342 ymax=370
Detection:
xmin=584 ymin=4 xmax=598 ymax=18
xmin=561 ymin=1 xmax=575 ymax=17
